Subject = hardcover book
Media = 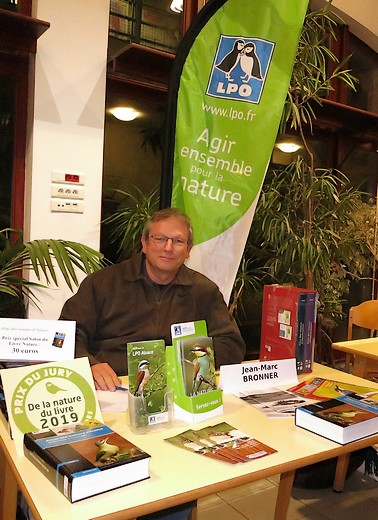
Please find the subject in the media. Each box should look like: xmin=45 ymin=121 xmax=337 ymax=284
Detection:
xmin=23 ymin=422 xmax=150 ymax=502
xmin=295 ymin=394 xmax=378 ymax=444
xmin=127 ymin=339 xmax=170 ymax=429
xmin=303 ymin=292 xmax=318 ymax=372
xmin=259 ymin=285 xmax=318 ymax=374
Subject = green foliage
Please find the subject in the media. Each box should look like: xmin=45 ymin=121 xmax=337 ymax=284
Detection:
xmin=281 ymin=2 xmax=357 ymax=136
xmin=0 ymin=229 xmax=107 ymax=316
xmin=102 ymin=186 xmax=159 ymax=260
xmin=247 ymin=161 xmax=372 ymax=323
xmin=233 ymin=1 xmax=366 ymax=330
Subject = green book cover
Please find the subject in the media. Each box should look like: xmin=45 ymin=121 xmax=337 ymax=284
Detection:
xmin=127 ymin=339 xmax=169 ymax=427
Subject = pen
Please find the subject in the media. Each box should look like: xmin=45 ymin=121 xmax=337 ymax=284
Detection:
xmin=115 ymin=386 xmax=128 ymax=392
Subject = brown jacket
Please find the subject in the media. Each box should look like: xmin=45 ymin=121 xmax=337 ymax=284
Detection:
xmin=59 ymin=253 xmax=246 ymax=375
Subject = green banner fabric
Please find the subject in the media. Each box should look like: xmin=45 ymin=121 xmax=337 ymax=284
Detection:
xmin=162 ymin=0 xmax=308 ymax=303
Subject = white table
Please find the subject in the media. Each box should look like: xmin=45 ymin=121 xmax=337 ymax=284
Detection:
xmin=1 ymin=363 xmax=378 ymax=520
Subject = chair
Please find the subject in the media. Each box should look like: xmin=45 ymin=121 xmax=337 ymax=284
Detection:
xmin=346 ymin=300 xmax=378 ymax=373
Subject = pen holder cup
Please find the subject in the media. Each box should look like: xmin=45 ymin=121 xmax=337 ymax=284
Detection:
xmin=128 ymin=389 xmax=173 ymax=434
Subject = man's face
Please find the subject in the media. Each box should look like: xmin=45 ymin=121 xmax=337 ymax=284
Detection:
xmin=141 ymin=217 xmax=192 ymax=284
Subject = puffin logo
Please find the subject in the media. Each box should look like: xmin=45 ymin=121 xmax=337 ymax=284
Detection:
xmin=207 ymin=35 xmax=275 ymax=104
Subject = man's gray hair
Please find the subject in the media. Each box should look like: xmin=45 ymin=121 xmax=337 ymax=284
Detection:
xmin=143 ymin=208 xmax=193 ymax=245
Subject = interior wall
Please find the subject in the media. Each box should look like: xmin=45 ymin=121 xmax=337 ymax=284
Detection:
xmin=311 ymin=0 xmax=378 ymax=52
xmin=25 ymin=0 xmax=110 ymax=319
xmin=103 ymin=118 xmax=161 ymax=197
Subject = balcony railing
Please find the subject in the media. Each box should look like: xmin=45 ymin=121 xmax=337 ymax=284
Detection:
xmin=109 ymin=0 xmax=182 ymax=55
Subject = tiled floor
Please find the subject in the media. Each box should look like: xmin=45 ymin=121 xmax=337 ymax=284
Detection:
xmin=196 ymin=466 xmax=378 ymax=520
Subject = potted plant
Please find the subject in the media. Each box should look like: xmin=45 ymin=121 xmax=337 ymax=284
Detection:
xmin=0 ymin=228 xmax=107 ymax=317
xmin=230 ymin=2 xmax=376 ymax=360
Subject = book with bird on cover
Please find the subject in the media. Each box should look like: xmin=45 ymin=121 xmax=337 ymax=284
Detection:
xmin=295 ymin=394 xmax=378 ymax=444
xmin=127 ymin=339 xmax=171 ymax=429
xmin=23 ymin=422 xmax=150 ymax=502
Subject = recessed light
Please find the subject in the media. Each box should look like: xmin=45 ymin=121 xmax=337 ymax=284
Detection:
xmin=276 ymin=142 xmax=301 ymax=153
xmin=109 ymin=107 xmax=140 ymax=121
xmin=170 ymin=0 xmax=183 ymax=13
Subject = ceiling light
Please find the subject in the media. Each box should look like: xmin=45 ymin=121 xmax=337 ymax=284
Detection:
xmin=109 ymin=107 xmax=140 ymax=121
xmin=170 ymin=0 xmax=183 ymax=13
xmin=275 ymin=142 xmax=301 ymax=153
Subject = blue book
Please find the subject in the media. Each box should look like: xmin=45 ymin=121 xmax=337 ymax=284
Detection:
xmin=24 ymin=422 xmax=150 ymax=502
xmin=303 ymin=292 xmax=318 ymax=372
xmin=295 ymin=394 xmax=378 ymax=444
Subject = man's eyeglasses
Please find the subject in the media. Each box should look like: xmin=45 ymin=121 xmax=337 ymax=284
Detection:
xmin=149 ymin=235 xmax=189 ymax=248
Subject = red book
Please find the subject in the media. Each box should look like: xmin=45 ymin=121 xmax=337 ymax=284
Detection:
xmin=259 ymin=285 xmax=317 ymax=374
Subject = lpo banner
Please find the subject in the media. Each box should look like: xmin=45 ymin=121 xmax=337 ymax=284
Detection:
xmin=161 ymin=0 xmax=308 ymax=303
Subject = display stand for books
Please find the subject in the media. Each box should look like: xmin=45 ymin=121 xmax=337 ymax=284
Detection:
xmin=166 ymin=345 xmax=223 ymax=424
xmin=128 ymin=390 xmax=173 ymax=434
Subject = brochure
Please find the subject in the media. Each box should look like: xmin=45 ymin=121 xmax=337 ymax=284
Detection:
xmin=179 ymin=336 xmax=217 ymax=396
xmin=165 ymin=422 xmax=276 ymax=464
xmin=234 ymin=387 xmax=314 ymax=418
xmin=167 ymin=320 xmax=223 ymax=423
xmin=288 ymin=377 xmax=378 ymax=402
xmin=127 ymin=339 xmax=171 ymax=429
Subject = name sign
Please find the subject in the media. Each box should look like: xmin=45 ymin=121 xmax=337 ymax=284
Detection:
xmin=219 ymin=358 xmax=298 ymax=393
xmin=0 ymin=318 xmax=75 ymax=363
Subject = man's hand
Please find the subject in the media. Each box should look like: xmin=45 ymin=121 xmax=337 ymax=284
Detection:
xmin=91 ymin=363 xmax=122 ymax=391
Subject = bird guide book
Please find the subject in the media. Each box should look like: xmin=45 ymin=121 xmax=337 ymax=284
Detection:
xmin=23 ymin=422 xmax=150 ymax=502
xmin=295 ymin=394 xmax=378 ymax=445
xmin=127 ymin=339 xmax=171 ymax=430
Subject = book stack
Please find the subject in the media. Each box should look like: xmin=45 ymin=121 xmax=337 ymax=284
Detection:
xmin=295 ymin=394 xmax=378 ymax=444
xmin=259 ymin=285 xmax=318 ymax=373
xmin=24 ymin=422 xmax=150 ymax=502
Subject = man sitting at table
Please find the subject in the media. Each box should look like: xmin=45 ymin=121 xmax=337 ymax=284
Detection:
xmin=60 ymin=207 xmax=246 ymax=391
xmin=59 ymin=207 xmax=246 ymax=520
